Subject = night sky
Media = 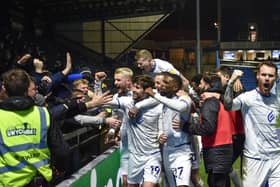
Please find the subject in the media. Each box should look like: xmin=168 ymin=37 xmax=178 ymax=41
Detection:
xmin=146 ymin=0 xmax=280 ymax=41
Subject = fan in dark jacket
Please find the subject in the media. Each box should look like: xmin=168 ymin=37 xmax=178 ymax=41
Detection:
xmin=188 ymin=73 xmax=233 ymax=187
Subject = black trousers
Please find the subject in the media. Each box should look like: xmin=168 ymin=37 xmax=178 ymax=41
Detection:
xmin=207 ymin=172 xmax=230 ymax=187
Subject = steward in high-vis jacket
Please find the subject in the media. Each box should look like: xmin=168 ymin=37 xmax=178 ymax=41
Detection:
xmin=0 ymin=69 xmax=69 ymax=187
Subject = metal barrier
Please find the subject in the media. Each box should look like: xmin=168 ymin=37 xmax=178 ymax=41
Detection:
xmin=63 ymin=126 xmax=102 ymax=150
xmin=62 ymin=126 xmax=112 ymax=176
xmin=56 ymin=146 xmax=121 ymax=187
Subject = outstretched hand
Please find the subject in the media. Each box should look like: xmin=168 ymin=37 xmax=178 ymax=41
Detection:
xmin=106 ymin=116 xmax=122 ymax=129
xmin=18 ymin=53 xmax=32 ymax=64
xmin=86 ymin=91 xmax=112 ymax=108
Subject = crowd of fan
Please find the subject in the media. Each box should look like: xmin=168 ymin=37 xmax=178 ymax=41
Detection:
xmin=0 ymin=26 xmax=123 ymax=185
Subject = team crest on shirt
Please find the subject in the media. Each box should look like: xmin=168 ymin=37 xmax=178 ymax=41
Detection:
xmin=6 ymin=122 xmax=36 ymax=137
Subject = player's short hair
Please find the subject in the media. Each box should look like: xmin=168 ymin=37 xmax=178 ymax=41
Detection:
xmin=135 ymin=49 xmax=153 ymax=61
xmin=133 ymin=74 xmax=154 ymax=89
xmin=163 ymin=72 xmax=183 ymax=91
xmin=114 ymin=67 xmax=133 ymax=78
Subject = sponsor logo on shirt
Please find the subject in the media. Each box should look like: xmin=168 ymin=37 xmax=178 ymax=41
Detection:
xmin=267 ymin=111 xmax=275 ymax=123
